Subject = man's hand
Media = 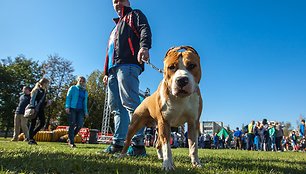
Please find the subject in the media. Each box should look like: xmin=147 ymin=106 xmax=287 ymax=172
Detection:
xmin=103 ymin=75 xmax=108 ymax=86
xmin=137 ymin=47 xmax=150 ymax=64
xmin=65 ymin=108 xmax=70 ymax=114
xmin=85 ymin=114 xmax=89 ymax=118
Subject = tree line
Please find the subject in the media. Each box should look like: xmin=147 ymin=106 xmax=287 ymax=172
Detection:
xmin=0 ymin=55 xmax=107 ymax=137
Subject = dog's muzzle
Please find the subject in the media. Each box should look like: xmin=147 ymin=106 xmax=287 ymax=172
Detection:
xmin=175 ymin=77 xmax=189 ymax=88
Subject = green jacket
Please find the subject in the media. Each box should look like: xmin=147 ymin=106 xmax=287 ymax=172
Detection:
xmin=269 ymin=127 xmax=276 ymax=138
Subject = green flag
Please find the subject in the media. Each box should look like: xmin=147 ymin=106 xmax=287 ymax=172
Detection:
xmin=217 ymin=128 xmax=229 ymax=138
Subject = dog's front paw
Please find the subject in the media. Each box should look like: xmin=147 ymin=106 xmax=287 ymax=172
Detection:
xmin=157 ymin=149 xmax=163 ymax=160
xmin=162 ymin=160 xmax=175 ymax=171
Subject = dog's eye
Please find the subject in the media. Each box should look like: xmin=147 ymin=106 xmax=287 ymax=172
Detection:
xmin=168 ymin=65 xmax=176 ymax=71
xmin=187 ymin=64 xmax=196 ymax=70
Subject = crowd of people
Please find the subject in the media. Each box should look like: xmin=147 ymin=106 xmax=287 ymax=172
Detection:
xmin=11 ymin=76 xmax=89 ymax=147
xmin=199 ymin=119 xmax=306 ymax=152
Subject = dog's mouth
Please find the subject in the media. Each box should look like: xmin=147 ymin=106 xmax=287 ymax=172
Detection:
xmin=174 ymin=89 xmax=191 ymax=98
xmin=171 ymin=79 xmax=194 ymax=98
xmin=178 ymin=89 xmax=188 ymax=94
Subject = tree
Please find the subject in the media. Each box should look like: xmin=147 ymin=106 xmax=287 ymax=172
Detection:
xmin=84 ymin=70 xmax=107 ymax=130
xmin=281 ymin=121 xmax=293 ymax=137
xmin=0 ymin=56 xmax=42 ymax=137
xmin=41 ymin=54 xmax=75 ymax=129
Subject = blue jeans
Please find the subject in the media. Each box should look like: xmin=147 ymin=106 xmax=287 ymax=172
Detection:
xmin=270 ymin=136 xmax=276 ymax=150
xmin=68 ymin=108 xmax=84 ymax=144
xmin=108 ymin=65 xmax=144 ymax=146
xmin=247 ymin=133 xmax=254 ymax=150
xmin=254 ymin=135 xmax=260 ymax=150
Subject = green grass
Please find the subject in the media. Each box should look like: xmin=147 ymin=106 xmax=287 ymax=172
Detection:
xmin=0 ymin=137 xmax=305 ymax=174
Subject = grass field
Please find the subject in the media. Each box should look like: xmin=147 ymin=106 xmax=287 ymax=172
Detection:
xmin=0 ymin=137 xmax=305 ymax=174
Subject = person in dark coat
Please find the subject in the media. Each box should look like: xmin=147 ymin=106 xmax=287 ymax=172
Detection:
xmin=28 ymin=78 xmax=51 ymax=145
xmin=11 ymin=86 xmax=31 ymax=141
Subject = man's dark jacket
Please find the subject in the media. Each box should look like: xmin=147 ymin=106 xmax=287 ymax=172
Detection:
xmin=15 ymin=94 xmax=31 ymax=114
xmin=104 ymin=6 xmax=152 ymax=75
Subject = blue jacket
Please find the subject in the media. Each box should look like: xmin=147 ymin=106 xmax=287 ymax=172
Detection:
xmin=300 ymin=123 xmax=305 ymax=136
xmin=65 ymin=85 xmax=88 ymax=115
xmin=234 ymin=130 xmax=242 ymax=138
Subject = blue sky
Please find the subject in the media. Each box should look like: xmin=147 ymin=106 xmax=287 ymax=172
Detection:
xmin=1 ymin=0 xmax=306 ymax=129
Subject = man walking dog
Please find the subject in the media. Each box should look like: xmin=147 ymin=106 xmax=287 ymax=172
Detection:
xmin=102 ymin=0 xmax=152 ymax=156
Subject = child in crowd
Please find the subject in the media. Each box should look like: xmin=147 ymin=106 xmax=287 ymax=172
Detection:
xmin=299 ymin=136 xmax=306 ymax=152
xmin=291 ymin=130 xmax=298 ymax=151
xmin=282 ymin=136 xmax=290 ymax=151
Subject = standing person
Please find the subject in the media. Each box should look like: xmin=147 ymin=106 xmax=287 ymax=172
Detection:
xmin=198 ymin=134 xmax=204 ymax=148
xmin=219 ymin=135 xmax=225 ymax=149
xmin=247 ymin=120 xmax=255 ymax=150
xmin=269 ymin=123 xmax=277 ymax=151
xmin=260 ymin=119 xmax=269 ymax=151
xmin=173 ymin=132 xmax=178 ymax=148
xmin=253 ymin=122 xmax=261 ymax=151
xmin=225 ymin=136 xmax=231 ymax=149
xmin=241 ymin=133 xmax=247 ymax=150
xmin=275 ymin=122 xmax=284 ymax=151
xmin=102 ymin=0 xmax=152 ymax=156
xmin=65 ymin=76 xmax=89 ymax=148
xmin=299 ymin=119 xmax=305 ymax=137
xmin=213 ymin=133 xmax=219 ymax=149
xmin=184 ymin=131 xmax=189 ymax=148
xmin=28 ymin=78 xmax=50 ymax=145
xmin=11 ymin=86 xmax=31 ymax=141
xmin=233 ymin=127 xmax=242 ymax=150
xmin=291 ymin=130 xmax=298 ymax=151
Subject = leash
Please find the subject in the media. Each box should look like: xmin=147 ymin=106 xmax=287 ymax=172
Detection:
xmin=142 ymin=59 xmax=163 ymax=74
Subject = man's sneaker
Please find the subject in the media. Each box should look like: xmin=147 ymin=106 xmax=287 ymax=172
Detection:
xmin=67 ymin=139 xmax=76 ymax=148
xmin=127 ymin=145 xmax=147 ymax=157
xmin=68 ymin=143 xmax=76 ymax=148
xmin=28 ymin=139 xmax=38 ymax=145
xmin=103 ymin=144 xmax=123 ymax=154
xmin=11 ymin=138 xmax=18 ymax=141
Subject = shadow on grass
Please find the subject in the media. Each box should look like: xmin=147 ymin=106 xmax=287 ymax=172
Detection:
xmin=0 ymin=151 xmax=196 ymax=174
xmin=200 ymin=155 xmax=306 ymax=174
xmin=1 ymin=139 xmax=305 ymax=174
xmin=56 ymin=143 xmax=103 ymax=150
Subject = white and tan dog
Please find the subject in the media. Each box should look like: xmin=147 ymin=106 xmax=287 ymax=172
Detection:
xmin=121 ymin=46 xmax=202 ymax=170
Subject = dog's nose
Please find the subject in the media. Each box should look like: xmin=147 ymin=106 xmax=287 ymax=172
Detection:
xmin=176 ymin=77 xmax=189 ymax=88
